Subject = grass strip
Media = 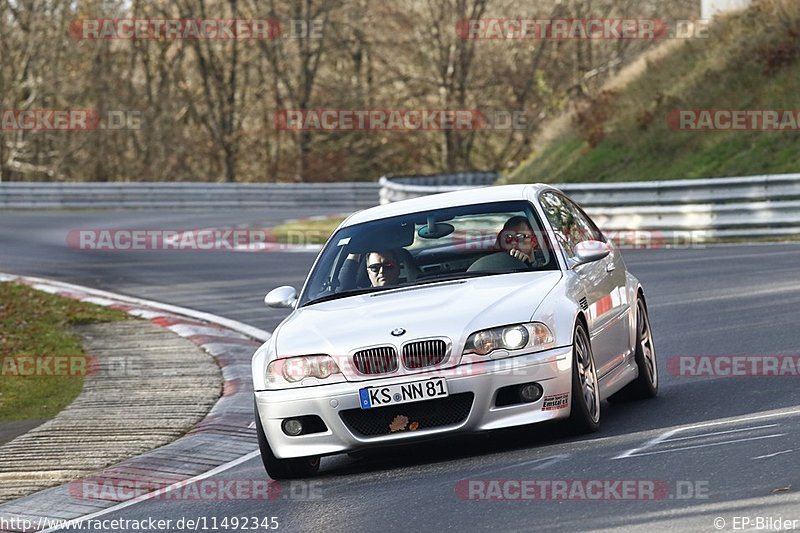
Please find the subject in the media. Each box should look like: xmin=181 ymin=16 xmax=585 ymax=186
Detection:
xmin=0 ymin=282 xmax=128 ymax=422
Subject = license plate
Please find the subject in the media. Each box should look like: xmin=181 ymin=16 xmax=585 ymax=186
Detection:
xmin=359 ymin=378 xmax=448 ymax=409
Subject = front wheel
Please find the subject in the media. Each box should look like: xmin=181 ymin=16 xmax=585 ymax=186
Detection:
xmin=565 ymin=322 xmax=601 ymax=434
xmin=254 ymin=401 xmax=320 ymax=479
xmin=609 ymin=298 xmax=658 ymax=402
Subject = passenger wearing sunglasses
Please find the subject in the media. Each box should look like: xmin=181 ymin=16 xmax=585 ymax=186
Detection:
xmin=496 ymin=216 xmax=539 ymax=265
xmin=365 ymin=250 xmax=400 ymax=287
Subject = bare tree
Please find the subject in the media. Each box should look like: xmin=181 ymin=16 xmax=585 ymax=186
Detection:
xmin=251 ymin=0 xmax=342 ymax=181
xmin=0 ymin=0 xmax=700 ymax=183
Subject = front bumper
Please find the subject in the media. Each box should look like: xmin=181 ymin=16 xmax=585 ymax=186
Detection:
xmin=254 ymin=346 xmax=573 ymax=459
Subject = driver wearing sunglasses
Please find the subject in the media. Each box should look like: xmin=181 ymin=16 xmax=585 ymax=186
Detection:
xmin=496 ymin=216 xmax=539 ymax=265
xmin=366 ymin=250 xmax=401 ymax=287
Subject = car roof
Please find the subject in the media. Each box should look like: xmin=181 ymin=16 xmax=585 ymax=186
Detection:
xmin=341 ymin=183 xmax=557 ymax=227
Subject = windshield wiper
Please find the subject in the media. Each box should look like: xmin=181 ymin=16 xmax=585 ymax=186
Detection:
xmin=301 ymin=286 xmax=393 ymax=307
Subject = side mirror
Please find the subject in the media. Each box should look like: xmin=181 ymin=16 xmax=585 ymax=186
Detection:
xmin=572 ymin=240 xmax=610 ymax=266
xmin=265 ymin=286 xmax=298 ymax=309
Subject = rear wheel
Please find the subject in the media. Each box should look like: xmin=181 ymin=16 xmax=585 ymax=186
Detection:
xmin=565 ymin=322 xmax=601 ymax=434
xmin=609 ymin=298 xmax=658 ymax=402
xmin=254 ymin=401 xmax=320 ymax=479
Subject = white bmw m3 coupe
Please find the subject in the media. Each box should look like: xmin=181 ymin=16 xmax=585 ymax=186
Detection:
xmin=252 ymin=184 xmax=658 ymax=479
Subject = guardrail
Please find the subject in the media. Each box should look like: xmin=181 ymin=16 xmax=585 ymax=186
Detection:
xmin=379 ymin=171 xmax=498 ymax=204
xmin=0 ymin=182 xmax=380 ymax=209
xmin=380 ymin=172 xmax=800 ymax=241
xmin=4 ymin=175 xmax=799 ymax=241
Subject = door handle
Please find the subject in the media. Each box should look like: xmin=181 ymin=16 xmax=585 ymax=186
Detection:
xmin=606 ymin=262 xmax=615 ymax=272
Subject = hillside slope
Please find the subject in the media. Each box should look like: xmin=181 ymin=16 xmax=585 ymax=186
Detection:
xmin=506 ymin=0 xmax=800 ymax=184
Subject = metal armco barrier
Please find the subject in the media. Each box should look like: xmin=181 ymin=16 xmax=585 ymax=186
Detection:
xmin=3 ymin=174 xmax=798 ymax=241
xmin=380 ymin=172 xmax=800 ymax=241
xmin=379 ymin=171 xmax=498 ymax=204
xmin=0 ymin=182 xmax=380 ymax=210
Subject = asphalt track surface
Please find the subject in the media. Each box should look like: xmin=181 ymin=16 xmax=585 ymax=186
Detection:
xmin=2 ymin=209 xmax=800 ymax=532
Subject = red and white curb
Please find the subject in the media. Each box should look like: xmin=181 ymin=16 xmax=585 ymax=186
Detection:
xmin=0 ymin=273 xmax=269 ymax=532
xmin=0 ymin=273 xmax=269 ymax=343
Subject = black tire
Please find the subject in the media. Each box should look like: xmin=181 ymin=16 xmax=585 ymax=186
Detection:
xmin=608 ymin=298 xmax=658 ymax=402
xmin=254 ymin=400 xmax=320 ymax=480
xmin=565 ymin=321 xmax=601 ymax=434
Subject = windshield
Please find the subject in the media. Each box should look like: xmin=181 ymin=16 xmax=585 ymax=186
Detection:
xmin=298 ymin=200 xmax=558 ymax=307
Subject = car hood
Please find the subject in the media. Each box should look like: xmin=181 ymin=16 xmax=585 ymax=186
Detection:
xmin=274 ymin=271 xmax=562 ymax=363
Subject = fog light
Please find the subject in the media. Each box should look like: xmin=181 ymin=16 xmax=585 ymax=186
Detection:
xmin=282 ymin=418 xmax=303 ymax=436
xmin=519 ymin=383 xmax=543 ymax=403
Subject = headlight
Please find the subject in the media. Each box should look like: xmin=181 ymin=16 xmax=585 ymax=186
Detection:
xmin=463 ymin=323 xmax=554 ymax=356
xmin=266 ymin=354 xmax=342 ymax=386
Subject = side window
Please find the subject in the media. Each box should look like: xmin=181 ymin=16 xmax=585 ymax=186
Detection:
xmin=539 ymin=192 xmax=602 ymax=258
xmin=561 ymin=195 xmax=604 ymax=244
